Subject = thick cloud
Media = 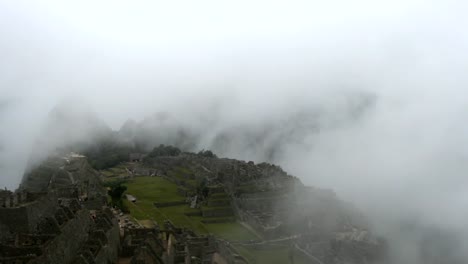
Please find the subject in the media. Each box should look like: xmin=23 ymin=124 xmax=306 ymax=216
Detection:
xmin=1 ymin=1 xmax=468 ymax=262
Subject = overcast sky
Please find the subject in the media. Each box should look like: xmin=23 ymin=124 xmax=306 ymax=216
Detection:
xmin=1 ymin=1 xmax=468 ymax=262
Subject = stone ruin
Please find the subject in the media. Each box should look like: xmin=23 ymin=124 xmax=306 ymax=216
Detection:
xmin=0 ymin=187 xmax=120 ymax=264
xmin=0 ymin=153 xmax=255 ymax=264
xmin=0 ymin=153 xmax=121 ymax=264
xmin=0 ymin=150 xmax=387 ymax=264
xmin=140 ymin=152 xmax=387 ymax=264
xmin=117 ymin=219 xmax=250 ymax=264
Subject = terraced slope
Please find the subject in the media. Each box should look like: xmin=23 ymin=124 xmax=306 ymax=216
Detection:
xmin=101 ymin=151 xmax=385 ymax=264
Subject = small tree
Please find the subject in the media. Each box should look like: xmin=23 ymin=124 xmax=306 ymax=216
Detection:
xmin=197 ymin=178 xmax=209 ymax=199
xmin=105 ymin=181 xmax=128 ymax=210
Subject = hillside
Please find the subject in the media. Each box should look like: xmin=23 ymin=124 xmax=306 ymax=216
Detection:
xmin=101 ymin=145 xmax=385 ymax=263
xmin=14 ymin=142 xmax=386 ymax=263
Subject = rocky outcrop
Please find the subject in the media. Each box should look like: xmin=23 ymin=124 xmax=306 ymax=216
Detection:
xmin=21 ymin=153 xmax=102 ymax=196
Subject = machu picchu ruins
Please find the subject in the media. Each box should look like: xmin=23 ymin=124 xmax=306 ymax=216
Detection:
xmin=0 ymin=146 xmax=386 ymax=264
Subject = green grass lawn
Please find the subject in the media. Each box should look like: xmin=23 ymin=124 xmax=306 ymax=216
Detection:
xmin=234 ymin=245 xmax=311 ymax=264
xmin=166 ymin=166 xmax=199 ymax=188
xmin=119 ymin=176 xmax=311 ymax=263
xmin=101 ymin=166 xmax=128 ymax=178
xmin=122 ymin=176 xmax=257 ymax=241
xmin=101 ymin=170 xmax=114 ymax=177
xmin=167 ymin=166 xmax=191 ymax=180
xmin=124 ymin=176 xmax=182 ymax=202
xmin=204 ymin=222 xmax=258 ymax=241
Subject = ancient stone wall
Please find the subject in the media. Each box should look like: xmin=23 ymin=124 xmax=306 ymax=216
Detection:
xmin=25 ymin=192 xmax=59 ymax=232
xmin=94 ymin=216 xmax=120 ymax=264
xmin=32 ymin=209 xmax=92 ymax=264
xmin=0 ymin=192 xmax=58 ymax=238
xmin=0 ymin=206 xmax=29 ymax=236
xmin=215 ymin=239 xmax=249 ymax=264
xmin=82 ymin=195 xmax=107 ymax=210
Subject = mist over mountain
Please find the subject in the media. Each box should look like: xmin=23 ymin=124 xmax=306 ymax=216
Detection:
xmin=16 ymin=90 xmax=468 ymax=263
xmin=117 ymin=90 xmax=377 ymax=163
xmin=26 ymin=100 xmax=112 ymax=166
xmin=1 ymin=1 xmax=468 ymax=263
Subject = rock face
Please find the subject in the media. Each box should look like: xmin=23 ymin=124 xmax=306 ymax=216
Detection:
xmin=140 ymin=152 xmax=387 ymax=264
xmin=21 ymin=153 xmax=102 ymax=196
xmin=115 ymin=92 xmax=377 ymax=164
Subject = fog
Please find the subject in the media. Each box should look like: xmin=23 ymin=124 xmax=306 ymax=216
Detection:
xmin=1 ymin=1 xmax=468 ymax=263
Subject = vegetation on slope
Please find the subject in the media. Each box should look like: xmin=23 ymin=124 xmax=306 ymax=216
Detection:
xmin=121 ymin=176 xmax=257 ymax=241
xmin=99 ymin=153 xmax=317 ymax=264
xmin=83 ymin=138 xmax=135 ymax=170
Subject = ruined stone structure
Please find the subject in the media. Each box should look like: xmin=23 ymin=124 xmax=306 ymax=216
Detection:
xmin=1 ymin=153 xmax=258 ymax=264
xmin=21 ymin=153 xmax=102 ymax=197
xmin=140 ymin=153 xmax=386 ymax=264
xmin=129 ymin=153 xmax=146 ymax=163
xmin=117 ymin=219 xmax=249 ymax=264
xmin=0 ymin=187 xmax=120 ymax=264
xmin=0 ymin=153 xmax=119 ymax=264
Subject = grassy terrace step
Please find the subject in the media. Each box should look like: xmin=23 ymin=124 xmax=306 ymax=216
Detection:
xmin=235 ymin=184 xmax=261 ymax=194
xmin=234 ymin=245 xmax=311 ymax=264
xmin=201 ymin=217 xmax=235 ymax=224
xmin=166 ymin=167 xmax=199 ymax=189
xmin=201 ymin=206 xmax=234 ymax=218
xmin=167 ymin=167 xmax=193 ymax=180
xmin=154 ymin=200 xmax=187 ymax=207
xmin=201 ymin=204 xmax=233 ymax=209
xmin=207 ymin=199 xmax=231 ymax=207
xmin=184 ymin=210 xmax=202 ymax=216
xmin=207 ymin=185 xmax=224 ymax=194
xmin=209 ymin=193 xmax=229 ymax=199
